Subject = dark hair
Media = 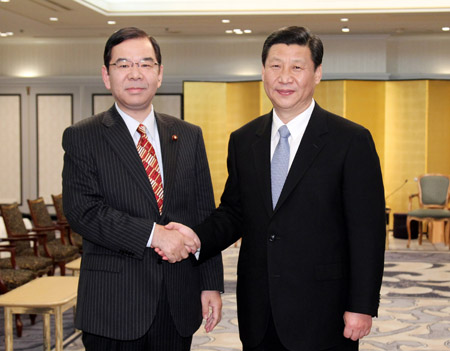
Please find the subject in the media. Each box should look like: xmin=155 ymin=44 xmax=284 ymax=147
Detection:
xmin=103 ymin=27 xmax=162 ymax=72
xmin=262 ymin=26 xmax=323 ymax=70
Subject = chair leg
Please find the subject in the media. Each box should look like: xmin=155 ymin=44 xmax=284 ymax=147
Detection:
xmin=48 ymin=266 xmax=55 ymax=276
xmin=58 ymin=262 xmax=66 ymax=276
xmin=445 ymin=220 xmax=450 ymax=247
xmin=406 ymin=216 xmax=412 ymax=248
xmin=426 ymin=221 xmax=434 ymax=244
xmin=418 ymin=221 xmax=424 ymax=245
xmin=15 ymin=314 xmax=23 ymax=337
xmin=30 ymin=314 xmax=37 ymax=325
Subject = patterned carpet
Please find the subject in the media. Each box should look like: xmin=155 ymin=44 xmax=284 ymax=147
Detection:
xmin=1 ymin=245 xmax=449 ymax=351
xmin=362 ymin=251 xmax=450 ymax=351
xmin=193 ymin=249 xmax=450 ymax=351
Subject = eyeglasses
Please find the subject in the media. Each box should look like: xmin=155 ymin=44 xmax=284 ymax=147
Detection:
xmin=109 ymin=58 xmax=159 ymax=70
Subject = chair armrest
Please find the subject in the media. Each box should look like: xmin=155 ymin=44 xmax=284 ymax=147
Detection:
xmin=408 ymin=193 xmax=419 ymax=211
xmin=26 ymin=232 xmax=48 ymax=239
xmin=0 ymin=236 xmax=41 ymax=256
xmin=28 ymin=232 xmax=52 ymax=258
xmin=32 ymin=226 xmax=57 ymax=232
xmin=0 ymin=242 xmax=16 ymax=248
xmin=1 ymin=235 xmax=39 ymax=242
xmin=32 ymin=225 xmax=67 ymax=243
xmin=0 ymin=245 xmax=17 ymax=269
xmin=54 ymin=223 xmax=69 ymax=245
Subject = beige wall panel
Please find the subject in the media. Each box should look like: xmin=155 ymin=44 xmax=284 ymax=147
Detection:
xmin=184 ymin=82 xmax=228 ymax=204
xmin=93 ymin=94 xmax=182 ymax=118
xmin=93 ymin=94 xmax=115 ymax=115
xmin=153 ymin=95 xmax=182 ymax=119
xmin=314 ymin=81 xmax=345 ymax=116
xmin=385 ymin=81 xmax=427 ymax=214
xmin=37 ymin=95 xmax=72 ymax=203
xmin=427 ymin=80 xmax=450 ymax=175
xmin=0 ymin=95 xmax=21 ymax=203
xmin=345 ymin=81 xmax=386 ymax=174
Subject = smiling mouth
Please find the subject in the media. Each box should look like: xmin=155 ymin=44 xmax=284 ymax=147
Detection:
xmin=277 ymin=89 xmax=295 ymax=95
xmin=126 ymin=87 xmax=146 ymax=92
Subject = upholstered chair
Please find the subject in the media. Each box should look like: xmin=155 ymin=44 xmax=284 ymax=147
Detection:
xmin=407 ymin=174 xmax=450 ymax=248
xmin=0 ymin=203 xmax=54 ymax=276
xmin=27 ymin=198 xmax=80 ymax=276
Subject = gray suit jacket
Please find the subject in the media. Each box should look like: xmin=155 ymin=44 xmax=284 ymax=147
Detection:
xmin=62 ymin=105 xmax=223 ymax=340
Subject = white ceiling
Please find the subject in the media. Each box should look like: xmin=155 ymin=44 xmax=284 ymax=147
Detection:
xmin=0 ymin=0 xmax=449 ymax=40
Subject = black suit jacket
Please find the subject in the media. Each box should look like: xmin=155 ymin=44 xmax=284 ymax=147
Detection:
xmin=62 ymin=105 xmax=223 ymax=340
xmin=196 ymin=104 xmax=385 ymax=350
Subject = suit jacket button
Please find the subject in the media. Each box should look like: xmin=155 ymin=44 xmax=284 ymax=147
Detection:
xmin=269 ymin=234 xmax=276 ymax=242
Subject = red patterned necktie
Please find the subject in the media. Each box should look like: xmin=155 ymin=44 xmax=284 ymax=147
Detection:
xmin=136 ymin=124 xmax=164 ymax=213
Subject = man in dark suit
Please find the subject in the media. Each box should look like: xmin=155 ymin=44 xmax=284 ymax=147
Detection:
xmin=166 ymin=26 xmax=386 ymax=350
xmin=62 ymin=27 xmax=223 ymax=351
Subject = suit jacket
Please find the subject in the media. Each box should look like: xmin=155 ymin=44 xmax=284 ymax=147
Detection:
xmin=62 ymin=105 xmax=223 ymax=340
xmin=196 ymin=104 xmax=385 ymax=350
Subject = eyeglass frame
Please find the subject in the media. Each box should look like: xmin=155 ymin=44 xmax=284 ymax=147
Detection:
xmin=109 ymin=58 xmax=160 ymax=70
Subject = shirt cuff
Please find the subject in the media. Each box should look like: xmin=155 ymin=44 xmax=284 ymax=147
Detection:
xmin=146 ymin=222 xmax=156 ymax=247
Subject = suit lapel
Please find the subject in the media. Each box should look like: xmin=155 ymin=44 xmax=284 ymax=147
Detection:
xmin=274 ymin=104 xmax=329 ymax=212
xmin=155 ymin=113 xmax=178 ymax=219
xmin=101 ymin=106 xmax=159 ymax=212
xmin=252 ymin=112 xmax=274 ymax=217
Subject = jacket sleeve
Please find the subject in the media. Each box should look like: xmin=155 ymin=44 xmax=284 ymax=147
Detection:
xmin=193 ymin=128 xmax=224 ymax=292
xmin=196 ymin=132 xmax=244 ymax=262
xmin=62 ymin=124 xmax=152 ymax=260
xmin=342 ymin=128 xmax=386 ymax=316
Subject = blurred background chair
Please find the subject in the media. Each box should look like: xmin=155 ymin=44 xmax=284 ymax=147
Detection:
xmin=27 ymin=197 xmax=79 ymax=276
xmin=51 ymin=194 xmax=82 ymax=252
xmin=407 ymin=174 xmax=450 ymax=248
xmin=0 ymin=203 xmax=54 ymax=277
xmin=0 ymin=245 xmax=36 ymax=337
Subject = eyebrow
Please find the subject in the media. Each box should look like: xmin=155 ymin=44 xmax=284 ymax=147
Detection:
xmin=268 ymin=57 xmax=306 ymax=64
xmin=115 ymin=57 xmax=156 ymax=62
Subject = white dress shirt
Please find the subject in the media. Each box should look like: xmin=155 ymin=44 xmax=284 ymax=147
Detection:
xmin=270 ymin=99 xmax=315 ymax=171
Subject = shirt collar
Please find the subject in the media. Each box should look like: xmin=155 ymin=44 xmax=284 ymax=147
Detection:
xmin=115 ymin=102 xmax=157 ymax=139
xmin=271 ymin=99 xmax=315 ymax=140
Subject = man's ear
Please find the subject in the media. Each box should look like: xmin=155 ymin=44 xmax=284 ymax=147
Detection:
xmin=102 ymin=65 xmax=111 ymax=90
xmin=314 ymin=64 xmax=323 ymax=85
xmin=157 ymin=64 xmax=164 ymax=88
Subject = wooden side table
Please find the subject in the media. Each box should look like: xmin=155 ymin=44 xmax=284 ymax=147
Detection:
xmin=66 ymin=257 xmax=81 ymax=276
xmin=0 ymin=276 xmax=78 ymax=351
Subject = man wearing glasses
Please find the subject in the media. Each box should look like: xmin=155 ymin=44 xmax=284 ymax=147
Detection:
xmin=62 ymin=27 xmax=223 ymax=351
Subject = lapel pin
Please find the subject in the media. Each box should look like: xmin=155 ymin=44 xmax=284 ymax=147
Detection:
xmin=172 ymin=134 xmax=178 ymax=141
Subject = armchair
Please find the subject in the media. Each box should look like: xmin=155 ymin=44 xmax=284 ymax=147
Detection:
xmin=51 ymin=193 xmax=82 ymax=252
xmin=406 ymin=174 xmax=450 ymax=248
xmin=27 ymin=198 xmax=79 ymax=276
xmin=0 ymin=203 xmax=54 ymax=276
xmin=0 ymin=245 xmax=36 ymax=337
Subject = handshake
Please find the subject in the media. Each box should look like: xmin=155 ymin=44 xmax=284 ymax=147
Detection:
xmin=152 ymin=222 xmax=200 ymax=263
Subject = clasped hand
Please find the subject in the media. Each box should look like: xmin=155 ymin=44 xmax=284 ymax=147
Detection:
xmin=151 ymin=223 xmax=200 ymax=263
